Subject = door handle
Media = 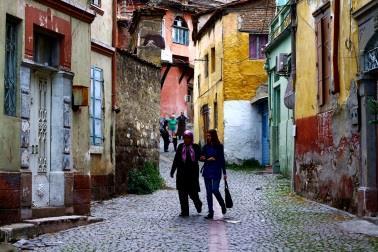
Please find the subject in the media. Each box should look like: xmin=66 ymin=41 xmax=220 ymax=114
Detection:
xmin=31 ymin=145 xmax=34 ymax=154
xmin=35 ymin=145 xmax=38 ymax=154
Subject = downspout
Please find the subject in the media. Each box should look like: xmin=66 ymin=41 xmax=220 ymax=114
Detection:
xmin=112 ymin=0 xmax=119 ymax=111
xmin=290 ymin=0 xmax=297 ymax=192
xmin=332 ymin=0 xmax=340 ymax=94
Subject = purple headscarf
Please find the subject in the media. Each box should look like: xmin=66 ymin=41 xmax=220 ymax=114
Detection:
xmin=182 ymin=130 xmax=195 ymax=162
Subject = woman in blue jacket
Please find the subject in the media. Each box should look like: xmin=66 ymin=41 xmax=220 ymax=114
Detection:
xmin=200 ymin=129 xmax=227 ymax=219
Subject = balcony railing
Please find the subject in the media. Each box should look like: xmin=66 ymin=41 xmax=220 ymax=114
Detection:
xmin=364 ymin=46 xmax=378 ymax=73
xmin=270 ymin=12 xmax=291 ymax=42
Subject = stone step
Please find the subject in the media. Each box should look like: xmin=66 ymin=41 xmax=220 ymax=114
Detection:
xmin=0 ymin=215 xmax=103 ymax=242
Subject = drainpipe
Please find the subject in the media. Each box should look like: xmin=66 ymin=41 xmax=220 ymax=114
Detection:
xmin=112 ymin=0 xmax=119 ymax=111
xmin=332 ymin=0 xmax=340 ymax=94
xmin=290 ymin=0 xmax=297 ymax=192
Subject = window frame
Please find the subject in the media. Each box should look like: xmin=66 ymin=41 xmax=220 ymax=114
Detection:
xmin=211 ymin=47 xmax=216 ymax=73
xmin=172 ymin=16 xmax=189 ymax=46
xmin=204 ymin=54 xmax=209 ymax=78
xmin=90 ymin=66 xmax=104 ymax=146
xmin=91 ymin=0 xmax=101 ymax=7
xmin=314 ymin=6 xmax=331 ymax=107
xmin=249 ymin=34 xmax=268 ymax=60
xmin=4 ymin=15 xmax=20 ymax=117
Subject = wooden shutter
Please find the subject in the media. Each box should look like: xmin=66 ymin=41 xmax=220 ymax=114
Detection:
xmin=315 ymin=18 xmax=324 ymax=106
xmin=249 ymin=35 xmax=257 ymax=59
xmin=322 ymin=14 xmax=331 ymax=104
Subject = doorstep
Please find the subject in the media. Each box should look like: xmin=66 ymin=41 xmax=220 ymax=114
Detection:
xmin=0 ymin=215 xmax=103 ymax=242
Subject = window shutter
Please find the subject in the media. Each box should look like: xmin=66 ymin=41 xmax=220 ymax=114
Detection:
xmin=315 ymin=19 xmax=324 ymax=106
xmin=249 ymin=35 xmax=257 ymax=59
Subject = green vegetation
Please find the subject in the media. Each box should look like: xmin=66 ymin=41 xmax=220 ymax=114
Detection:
xmin=127 ymin=162 xmax=165 ymax=195
xmin=226 ymin=158 xmax=265 ymax=171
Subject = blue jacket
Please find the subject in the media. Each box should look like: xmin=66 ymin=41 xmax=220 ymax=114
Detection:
xmin=201 ymin=144 xmax=226 ymax=179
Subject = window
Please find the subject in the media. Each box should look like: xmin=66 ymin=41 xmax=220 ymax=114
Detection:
xmin=172 ymin=17 xmax=189 ymax=45
xmin=90 ymin=67 xmax=104 ymax=146
xmin=34 ymin=31 xmax=60 ymax=67
xmin=91 ymin=0 xmax=101 ymax=7
xmin=4 ymin=16 xmax=19 ymax=116
xmin=201 ymin=104 xmax=210 ymax=139
xmin=213 ymin=102 xmax=218 ymax=129
xmin=204 ymin=54 xmax=209 ymax=78
xmin=315 ymin=8 xmax=331 ymax=107
xmin=211 ymin=47 xmax=216 ymax=73
xmin=249 ymin=34 xmax=268 ymax=59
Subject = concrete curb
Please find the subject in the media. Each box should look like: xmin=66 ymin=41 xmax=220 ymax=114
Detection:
xmin=0 ymin=215 xmax=103 ymax=242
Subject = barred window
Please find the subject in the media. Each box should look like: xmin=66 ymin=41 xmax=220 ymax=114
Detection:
xmin=4 ymin=16 xmax=19 ymax=117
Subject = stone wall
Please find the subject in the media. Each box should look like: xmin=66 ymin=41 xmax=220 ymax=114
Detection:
xmin=115 ymin=50 xmax=161 ymax=194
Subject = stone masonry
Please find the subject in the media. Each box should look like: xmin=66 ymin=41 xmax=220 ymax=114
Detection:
xmin=115 ymin=50 xmax=161 ymax=194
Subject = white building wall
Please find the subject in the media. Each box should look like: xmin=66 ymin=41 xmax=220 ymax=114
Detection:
xmin=224 ymin=100 xmax=262 ymax=164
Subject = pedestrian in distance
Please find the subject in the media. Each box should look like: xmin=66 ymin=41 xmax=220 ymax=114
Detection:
xmin=171 ymin=130 xmax=202 ymax=217
xmin=160 ymin=117 xmax=170 ymax=152
xmin=200 ymin=129 xmax=227 ymax=219
xmin=168 ymin=113 xmax=178 ymax=138
xmin=172 ymin=132 xmax=178 ymax=152
xmin=176 ymin=112 xmax=188 ymax=140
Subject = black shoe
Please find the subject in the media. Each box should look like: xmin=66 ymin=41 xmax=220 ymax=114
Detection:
xmin=196 ymin=202 xmax=202 ymax=213
xmin=204 ymin=213 xmax=213 ymax=219
xmin=222 ymin=206 xmax=227 ymax=215
xmin=179 ymin=213 xmax=189 ymax=217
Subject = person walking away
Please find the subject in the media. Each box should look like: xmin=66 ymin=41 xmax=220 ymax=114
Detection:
xmin=171 ymin=130 xmax=202 ymax=217
xmin=172 ymin=132 xmax=178 ymax=152
xmin=200 ymin=129 xmax=227 ymax=219
xmin=160 ymin=118 xmax=170 ymax=152
xmin=168 ymin=113 xmax=177 ymax=138
xmin=176 ymin=112 xmax=188 ymax=140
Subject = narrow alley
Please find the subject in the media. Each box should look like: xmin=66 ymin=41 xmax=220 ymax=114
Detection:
xmin=18 ymin=149 xmax=378 ymax=251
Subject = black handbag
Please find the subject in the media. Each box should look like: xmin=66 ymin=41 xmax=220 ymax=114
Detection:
xmin=225 ymin=180 xmax=233 ymax=208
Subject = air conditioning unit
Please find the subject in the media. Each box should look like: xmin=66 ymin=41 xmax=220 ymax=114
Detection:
xmin=276 ymin=53 xmax=289 ymax=75
xmin=184 ymin=95 xmax=192 ymax=103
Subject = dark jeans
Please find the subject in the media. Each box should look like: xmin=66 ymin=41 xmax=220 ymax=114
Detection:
xmin=204 ymin=178 xmax=225 ymax=214
xmin=163 ymin=136 xmax=169 ymax=151
xmin=178 ymin=190 xmax=202 ymax=215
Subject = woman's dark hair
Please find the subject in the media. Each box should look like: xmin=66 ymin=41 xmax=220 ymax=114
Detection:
xmin=208 ymin=129 xmax=221 ymax=146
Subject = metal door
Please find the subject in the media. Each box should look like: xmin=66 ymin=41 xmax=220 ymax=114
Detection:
xmin=261 ymin=102 xmax=270 ymax=166
xmin=30 ymin=74 xmax=51 ymax=208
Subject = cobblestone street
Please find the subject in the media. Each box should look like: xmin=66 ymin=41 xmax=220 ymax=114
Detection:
xmin=25 ymin=149 xmax=378 ymax=251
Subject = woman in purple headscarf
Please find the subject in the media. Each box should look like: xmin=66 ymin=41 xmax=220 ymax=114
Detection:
xmin=170 ymin=130 xmax=202 ymax=217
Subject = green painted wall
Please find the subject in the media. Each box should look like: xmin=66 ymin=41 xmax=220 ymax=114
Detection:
xmin=266 ymin=25 xmax=294 ymax=176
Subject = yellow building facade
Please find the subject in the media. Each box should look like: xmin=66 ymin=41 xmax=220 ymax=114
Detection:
xmin=194 ymin=0 xmax=273 ymax=164
xmin=294 ymin=0 xmax=378 ymax=215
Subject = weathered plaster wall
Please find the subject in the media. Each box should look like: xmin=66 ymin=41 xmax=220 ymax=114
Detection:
xmin=224 ymin=101 xmax=262 ymax=164
xmin=160 ymin=66 xmax=189 ymax=116
xmin=294 ymin=0 xmax=361 ymax=212
xmin=0 ymin=1 xmax=25 ymax=172
xmin=223 ymin=13 xmax=267 ymax=101
xmin=71 ymin=17 xmax=91 ymax=175
xmin=193 ymin=18 xmax=224 ymax=144
xmin=91 ymin=0 xmax=113 ymax=46
xmin=162 ymin=10 xmax=195 ymax=63
xmin=90 ymin=51 xmax=115 ymax=200
xmin=115 ymin=51 xmax=161 ymax=194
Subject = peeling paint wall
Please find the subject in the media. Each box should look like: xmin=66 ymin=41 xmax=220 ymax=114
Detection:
xmin=295 ymin=0 xmax=361 ymax=212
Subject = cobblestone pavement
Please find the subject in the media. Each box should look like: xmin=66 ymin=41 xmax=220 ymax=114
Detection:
xmin=26 ymin=147 xmax=378 ymax=251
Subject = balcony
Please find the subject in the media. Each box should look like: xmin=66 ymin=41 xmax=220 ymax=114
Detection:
xmin=269 ymin=5 xmax=291 ymax=42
